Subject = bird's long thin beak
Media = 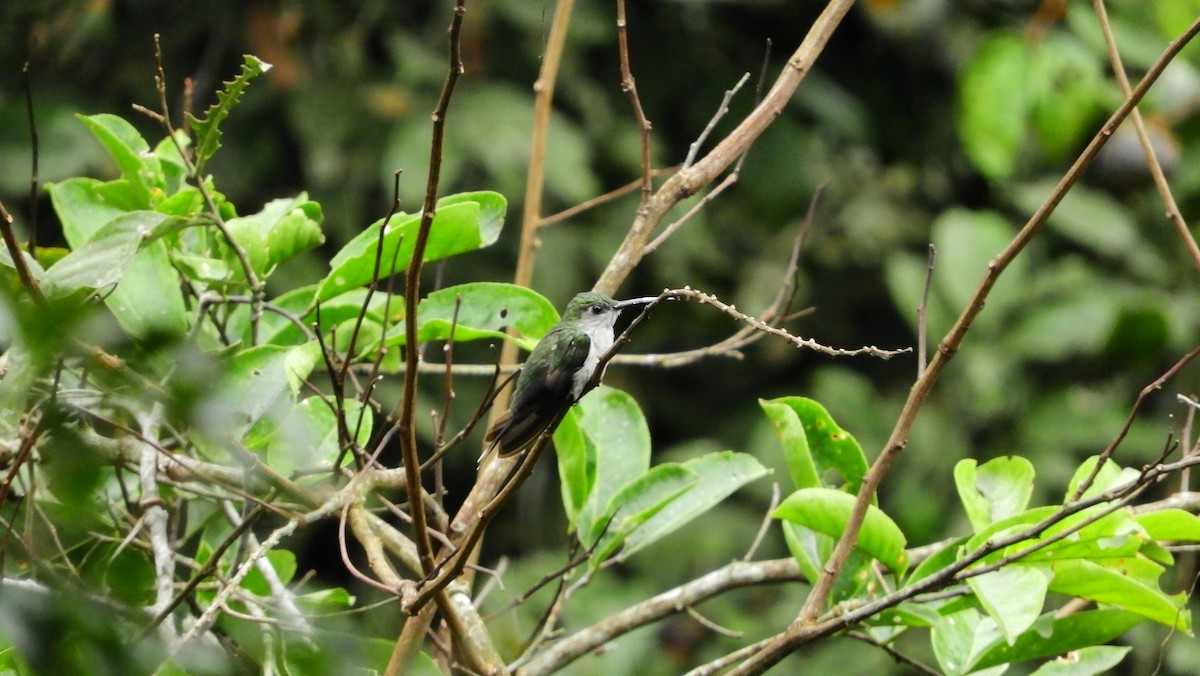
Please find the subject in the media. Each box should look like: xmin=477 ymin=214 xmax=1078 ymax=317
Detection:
xmin=615 ymin=296 xmax=660 ymax=309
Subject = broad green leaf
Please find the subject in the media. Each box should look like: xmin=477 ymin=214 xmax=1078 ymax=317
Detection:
xmin=105 ymin=239 xmax=189 ymax=337
xmin=615 ymin=451 xmax=768 ymax=562
xmin=589 ymin=464 xmax=698 ymax=570
xmin=76 ymin=113 xmax=162 ymax=206
xmin=267 ymin=397 xmax=373 ymax=476
xmin=965 ymin=505 xmax=1060 ymax=555
xmin=906 ymin=536 xmax=966 ymax=585
xmin=1065 ymin=456 xmax=1139 ymax=502
xmin=774 ymin=487 xmax=908 ymax=575
xmin=198 ymin=343 xmax=320 ymax=453
xmin=264 ymin=200 xmax=325 ymax=267
xmin=931 ymin=607 xmax=1005 ymax=676
xmin=782 ymin=521 xmax=874 ymax=603
xmin=48 ymin=178 xmax=129 ymax=245
xmin=968 ymin=565 xmax=1049 ymax=645
xmin=872 ymin=602 xmax=942 ymax=629
xmin=186 ymin=55 xmax=272 ymax=174
xmin=574 ymin=387 xmax=652 ymax=548
xmin=1029 ymin=645 xmax=1131 ymax=676
xmin=1048 ymin=558 xmax=1190 ymax=632
xmin=958 ymin=31 xmax=1030 ymax=180
xmin=781 ymin=521 xmax=822 ymax=587
xmin=41 ymin=213 xmax=151 ymax=298
xmin=973 ymin=609 xmax=1141 ymax=672
xmin=760 ymin=397 xmax=868 ymax=494
xmin=408 ymin=282 xmax=558 ymax=348
xmin=554 ymin=407 xmax=593 ymax=528
xmin=222 ymin=216 xmax=271 ymax=278
xmin=318 ymin=191 xmax=506 ymax=302
xmin=760 ymin=399 xmax=819 ymax=489
xmin=954 ymin=457 xmax=1036 ymax=533
xmin=1136 ymin=508 xmax=1200 ymax=542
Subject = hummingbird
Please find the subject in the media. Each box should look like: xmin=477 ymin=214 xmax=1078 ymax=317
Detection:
xmin=484 ymin=291 xmax=659 ymax=456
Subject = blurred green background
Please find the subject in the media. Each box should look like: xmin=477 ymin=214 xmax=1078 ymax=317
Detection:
xmin=3 ymin=0 xmax=1200 ymax=673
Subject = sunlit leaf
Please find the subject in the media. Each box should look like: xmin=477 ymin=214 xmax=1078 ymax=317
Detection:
xmin=774 ymin=487 xmax=908 ymax=575
xmin=958 ymin=31 xmax=1029 ymax=180
xmin=954 ymin=457 xmax=1035 ymax=533
xmin=968 ymin=565 xmax=1049 ymax=645
xmin=760 ymin=397 xmax=868 ymax=494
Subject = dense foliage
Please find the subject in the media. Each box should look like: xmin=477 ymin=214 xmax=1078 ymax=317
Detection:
xmin=2 ymin=1 xmax=1200 ymax=674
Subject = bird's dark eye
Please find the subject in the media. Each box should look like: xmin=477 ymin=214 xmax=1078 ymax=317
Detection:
xmin=590 ymin=306 xmax=603 ymax=315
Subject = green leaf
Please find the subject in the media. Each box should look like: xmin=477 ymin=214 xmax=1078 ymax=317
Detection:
xmin=760 ymin=397 xmax=869 ymax=494
xmin=1009 ymin=182 xmax=1159 ymax=273
xmin=954 ymin=457 xmax=1036 ymax=533
xmin=573 ymin=387 xmax=652 ymax=548
xmin=554 ymin=407 xmax=593 ymax=528
xmin=106 ymin=238 xmax=189 ymax=337
xmin=410 ymin=282 xmax=558 ymax=348
xmin=267 ymin=397 xmax=373 ymax=476
xmin=264 ymin=198 xmax=325 ymax=267
xmin=906 ymin=536 xmax=966 ymax=585
xmin=1136 ymin=508 xmax=1200 ymax=542
xmin=1048 ymin=558 xmax=1190 ymax=632
xmin=958 ymin=31 xmax=1030 ymax=180
xmin=589 ymin=464 xmax=698 ymax=570
xmin=1065 ymin=456 xmax=1139 ymax=502
xmin=972 ymin=609 xmax=1141 ymax=672
xmin=1029 ymin=645 xmax=1131 ymax=676
xmin=774 ymin=487 xmax=908 ymax=575
xmin=198 ymin=343 xmax=320 ymax=453
xmin=48 ymin=178 xmax=129 ymax=245
xmin=931 ymin=607 xmax=1005 ymax=676
xmin=781 ymin=522 xmax=874 ymax=603
xmin=318 ymin=191 xmax=507 ymax=302
xmin=76 ymin=114 xmax=162 ymax=206
xmin=760 ymin=399 xmax=819 ymax=489
xmin=614 ymin=451 xmax=768 ymax=563
xmin=41 ymin=212 xmax=158 ymax=299
xmin=186 ymin=55 xmax=272 ymax=174
xmin=968 ymin=565 xmax=1049 ymax=645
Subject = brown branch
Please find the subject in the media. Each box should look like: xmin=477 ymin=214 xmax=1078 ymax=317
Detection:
xmin=518 ymin=558 xmax=802 ymax=675
xmin=594 ymin=0 xmax=855 ymax=296
xmin=615 ymin=0 xmax=653 ymax=205
xmin=0 ymin=201 xmax=43 ymax=303
xmin=398 ymin=0 xmax=466 ymax=580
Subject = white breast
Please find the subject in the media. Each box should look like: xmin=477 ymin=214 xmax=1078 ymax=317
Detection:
xmin=570 ymin=314 xmax=617 ymax=399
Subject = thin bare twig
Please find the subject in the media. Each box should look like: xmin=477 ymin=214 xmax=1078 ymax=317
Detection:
xmin=1072 ymin=346 xmax=1200 ymax=501
xmin=536 ymin=166 xmax=680 ymax=229
xmin=685 ymin=73 xmax=751 ymax=169
xmin=670 ymin=287 xmax=908 ymax=359
xmin=0 ymin=201 xmax=43 ymax=302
